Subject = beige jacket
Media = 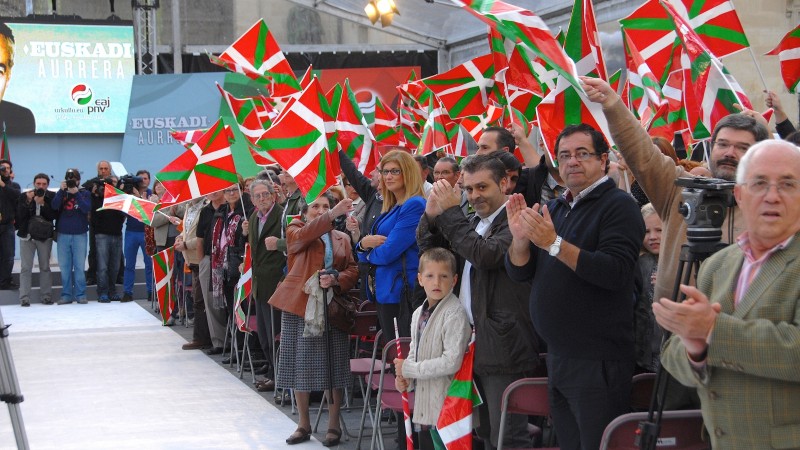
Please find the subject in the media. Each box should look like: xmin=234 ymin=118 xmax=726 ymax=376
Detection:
xmin=604 ymin=98 xmax=745 ymax=305
xmin=401 ymin=292 xmax=471 ymax=426
xmin=179 ymin=198 xmax=208 ymax=265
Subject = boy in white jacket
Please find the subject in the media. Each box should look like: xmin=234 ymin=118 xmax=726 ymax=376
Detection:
xmin=395 ymin=248 xmax=471 ymax=450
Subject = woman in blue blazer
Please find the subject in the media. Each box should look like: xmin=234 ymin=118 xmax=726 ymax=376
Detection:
xmin=357 ymin=150 xmax=426 ymax=340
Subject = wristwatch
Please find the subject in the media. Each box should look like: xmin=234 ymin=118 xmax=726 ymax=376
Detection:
xmin=548 ymin=235 xmax=563 ymax=257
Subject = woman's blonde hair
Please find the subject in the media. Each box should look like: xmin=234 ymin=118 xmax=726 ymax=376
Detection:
xmin=379 ymin=150 xmax=425 ymax=212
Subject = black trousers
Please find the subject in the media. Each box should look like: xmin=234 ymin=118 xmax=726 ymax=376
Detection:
xmin=255 ymin=298 xmax=280 ymax=379
xmin=190 ymin=265 xmax=211 ymax=345
xmin=546 ymin=354 xmax=634 ymax=450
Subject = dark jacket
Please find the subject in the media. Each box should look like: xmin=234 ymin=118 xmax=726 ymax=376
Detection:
xmin=219 ymin=198 xmax=254 ymax=282
xmin=339 ymin=149 xmax=383 ymax=236
xmin=16 ymin=190 xmax=57 ymax=238
xmin=90 ymin=189 xmax=125 ymax=236
xmin=248 ymin=204 xmax=286 ymax=302
xmin=417 ymin=206 xmax=540 ymax=375
xmin=513 ymin=155 xmax=550 ymax=207
xmin=0 ymin=178 xmax=20 ymax=226
xmin=506 ymin=179 xmax=644 ymax=361
xmin=52 ymin=188 xmax=91 ymax=235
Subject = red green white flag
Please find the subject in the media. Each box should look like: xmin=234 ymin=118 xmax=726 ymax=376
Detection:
xmin=97 ymin=184 xmax=158 ymax=226
xmin=217 ymin=84 xmax=277 ymax=145
xmin=535 ymin=0 xmax=614 ymax=162
xmin=258 ymin=77 xmax=338 ymax=203
xmin=156 ymin=118 xmax=238 ymax=203
xmin=373 ymin=95 xmax=401 ymax=147
xmin=152 ymin=247 xmax=175 ymax=326
xmin=620 ymin=0 xmax=750 ymax=84
xmin=337 ymin=80 xmax=378 ymax=175
xmin=453 ymin=0 xmax=582 ymax=93
xmin=647 ymin=69 xmax=690 ymax=141
xmin=458 ymin=103 xmax=504 ymax=142
xmin=234 ymin=244 xmax=253 ymax=333
xmin=663 ymin=0 xmax=753 ymax=139
xmin=420 ymin=54 xmax=496 ymax=119
xmin=418 ymin=101 xmax=452 ymax=156
xmin=0 ymin=128 xmax=9 ymax=161
xmin=445 ymin=122 xmax=470 ymax=160
xmin=623 ymin=30 xmax=667 ymax=122
xmin=766 ymin=24 xmax=800 ymax=93
xmin=434 ymin=334 xmax=482 ymax=450
xmin=170 ymin=127 xmax=209 ymax=149
xmin=208 ymin=19 xmax=301 ymax=97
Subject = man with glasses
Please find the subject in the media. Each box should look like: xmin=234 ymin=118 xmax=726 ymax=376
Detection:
xmin=506 ymin=123 xmax=644 ymax=450
xmin=582 ymin=76 xmax=770 ymax=407
xmin=433 ymin=156 xmax=469 ymax=215
xmin=656 ymin=140 xmax=800 ymax=448
xmin=244 ymin=180 xmax=285 ymax=391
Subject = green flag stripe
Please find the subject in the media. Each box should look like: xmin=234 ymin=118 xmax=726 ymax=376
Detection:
xmin=158 ymin=170 xmax=193 ymax=182
xmin=132 ymin=201 xmax=152 ymax=226
xmin=263 ymin=130 xmax=322 ymax=151
xmin=254 ymin=22 xmax=268 ymax=68
xmin=446 ymin=379 xmax=474 ymax=399
xmin=194 ymin=164 xmax=239 ymax=183
xmin=694 ymin=23 xmax=749 ymax=47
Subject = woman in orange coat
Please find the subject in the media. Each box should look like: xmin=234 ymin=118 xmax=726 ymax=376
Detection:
xmin=269 ymin=192 xmax=358 ymax=447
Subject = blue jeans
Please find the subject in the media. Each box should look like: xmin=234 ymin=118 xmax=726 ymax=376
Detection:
xmin=57 ymin=233 xmax=88 ymax=300
xmin=124 ymin=230 xmax=153 ymax=295
xmin=96 ymin=234 xmax=122 ymax=298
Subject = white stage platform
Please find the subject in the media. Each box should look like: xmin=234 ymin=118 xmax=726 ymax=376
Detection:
xmin=0 ymin=302 xmax=306 ymax=449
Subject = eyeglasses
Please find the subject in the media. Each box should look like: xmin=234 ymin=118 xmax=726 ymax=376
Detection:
xmin=251 ymin=192 xmax=272 ymax=200
xmin=556 ymin=150 xmax=598 ymax=164
xmin=380 ymin=168 xmax=402 ymax=176
xmin=712 ymin=140 xmax=751 ymax=153
xmin=223 ymin=188 xmax=239 ymax=194
xmin=433 ymin=170 xmax=455 ymax=177
xmin=742 ymin=179 xmax=800 ymax=196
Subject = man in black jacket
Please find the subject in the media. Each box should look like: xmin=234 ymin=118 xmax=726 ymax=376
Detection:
xmin=90 ymin=177 xmax=125 ymax=303
xmin=0 ymin=158 xmax=20 ymax=289
xmin=418 ymin=154 xmax=539 ymax=450
xmin=16 ymin=173 xmax=56 ymax=305
xmin=506 ymin=124 xmax=644 ymax=450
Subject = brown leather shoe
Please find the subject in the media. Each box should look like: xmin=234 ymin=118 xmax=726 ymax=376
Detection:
xmin=256 ymin=379 xmax=275 ymax=392
xmin=182 ymin=341 xmax=211 ymax=350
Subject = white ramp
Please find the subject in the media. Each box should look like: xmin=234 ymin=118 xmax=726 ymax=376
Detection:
xmin=0 ymin=303 xmax=304 ymax=450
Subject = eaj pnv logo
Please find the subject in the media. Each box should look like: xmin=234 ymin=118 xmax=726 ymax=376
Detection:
xmin=71 ymin=84 xmax=93 ymax=105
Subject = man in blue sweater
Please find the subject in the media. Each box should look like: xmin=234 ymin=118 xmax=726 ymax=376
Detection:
xmin=505 ymin=124 xmax=644 ymax=450
xmin=122 ymin=171 xmax=153 ymax=302
xmin=52 ymin=169 xmax=92 ymax=304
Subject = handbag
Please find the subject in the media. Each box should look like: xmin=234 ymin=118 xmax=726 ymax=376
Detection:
xmin=27 ymin=215 xmax=54 ymax=241
xmin=328 ymin=290 xmax=357 ymax=333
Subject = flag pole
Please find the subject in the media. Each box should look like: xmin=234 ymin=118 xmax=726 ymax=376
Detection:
xmin=393 ymin=317 xmax=414 ymax=450
xmin=747 ymin=47 xmax=769 ymax=92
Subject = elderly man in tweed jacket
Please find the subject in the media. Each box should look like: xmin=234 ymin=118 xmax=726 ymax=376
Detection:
xmin=656 ymin=140 xmax=800 ymax=449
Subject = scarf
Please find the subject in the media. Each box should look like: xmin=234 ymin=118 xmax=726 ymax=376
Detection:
xmin=211 ymin=207 xmax=242 ymax=309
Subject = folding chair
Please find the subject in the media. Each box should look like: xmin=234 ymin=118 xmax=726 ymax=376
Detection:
xmin=344 ymin=313 xmax=384 ymax=438
xmin=238 ymin=299 xmax=260 ymax=383
xmin=630 ymin=372 xmax=656 ymax=412
xmin=497 ymin=377 xmax=557 ymax=450
xmin=370 ymin=337 xmax=412 ymax=450
xmin=599 ymin=410 xmax=708 ymax=450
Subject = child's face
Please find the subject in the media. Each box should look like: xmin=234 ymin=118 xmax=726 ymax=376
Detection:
xmin=417 ymin=260 xmax=458 ymax=302
xmin=643 ymin=214 xmax=662 ymax=255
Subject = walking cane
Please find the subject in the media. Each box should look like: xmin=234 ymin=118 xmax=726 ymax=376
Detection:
xmin=320 ymin=269 xmax=337 ymax=407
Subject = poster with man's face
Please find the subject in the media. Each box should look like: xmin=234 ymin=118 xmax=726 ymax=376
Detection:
xmin=0 ymin=21 xmax=135 ymax=135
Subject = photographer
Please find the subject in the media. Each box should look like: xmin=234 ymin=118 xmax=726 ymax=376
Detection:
xmin=89 ymin=175 xmax=125 ymax=303
xmin=52 ymin=168 xmax=91 ymax=304
xmin=83 ymin=160 xmax=118 ymax=286
xmin=0 ymin=158 xmax=21 ymax=290
xmin=16 ymin=173 xmax=57 ymax=306
xmin=122 ymin=171 xmax=152 ymax=302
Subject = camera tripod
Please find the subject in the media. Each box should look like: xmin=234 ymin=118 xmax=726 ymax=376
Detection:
xmin=636 ymin=239 xmax=726 ymax=450
xmin=0 ymin=308 xmax=29 ymax=449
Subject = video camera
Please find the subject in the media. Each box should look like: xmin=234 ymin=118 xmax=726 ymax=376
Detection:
xmin=33 ymin=188 xmax=46 ymax=197
xmin=117 ymin=174 xmax=143 ymax=194
xmin=675 ymin=176 xmax=736 ymax=243
xmin=65 ymin=169 xmax=80 ymax=189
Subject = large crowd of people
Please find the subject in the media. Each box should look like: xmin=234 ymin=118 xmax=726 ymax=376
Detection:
xmin=1 ymin=80 xmax=799 ymax=448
